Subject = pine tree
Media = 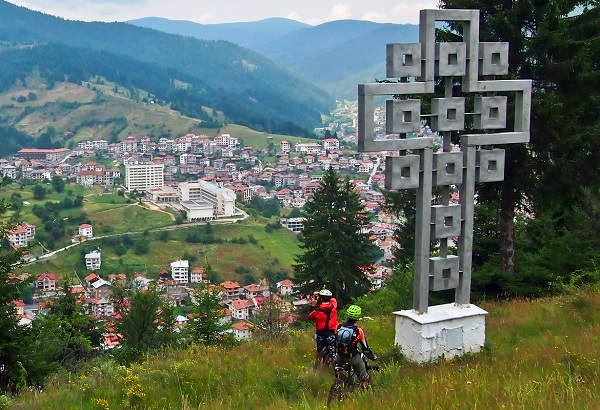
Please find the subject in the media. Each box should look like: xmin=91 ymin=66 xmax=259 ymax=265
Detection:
xmin=438 ymin=1 xmax=600 ymax=275
xmin=112 ymin=283 xmax=173 ymax=364
xmin=293 ymin=167 xmax=375 ymax=305
xmin=186 ymin=282 xmax=233 ymax=346
xmin=31 ymin=281 xmax=101 ymax=372
xmin=0 ymin=200 xmax=35 ymax=392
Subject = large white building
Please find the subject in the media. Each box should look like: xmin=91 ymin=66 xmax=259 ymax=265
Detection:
xmin=280 ymin=217 xmax=305 ymax=233
xmin=180 ymin=201 xmax=214 ymax=222
xmin=170 ymin=260 xmax=189 ymax=283
xmin=295 ymin=142 xmax=322 ymax=155
xmin=85 ymin=250 xmax=102 ymax=270
xmin=124 ymin=163 xmax=164 ymax=191
xmin=178 ymin=180 xmax=236 ymax=217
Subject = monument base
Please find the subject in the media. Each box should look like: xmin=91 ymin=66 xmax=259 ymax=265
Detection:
xmin=393 ymin=303 xmax=487 ymax=363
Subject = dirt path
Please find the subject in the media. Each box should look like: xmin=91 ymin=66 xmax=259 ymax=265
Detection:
xmin=140 ymin=202 xmax=176 ymax=221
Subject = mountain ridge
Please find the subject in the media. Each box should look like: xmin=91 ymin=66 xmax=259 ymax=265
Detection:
xmin=128 ymin=17 xmax=420 ymax=99
xmin=0 ymin=0 xmax=332 ymax=134
xmin=127 ymin=16 xmax=310 ymax=50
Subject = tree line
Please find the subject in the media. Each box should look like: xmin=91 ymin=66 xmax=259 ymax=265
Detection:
xmin=384 ymin=1 xmax=600 ymax=300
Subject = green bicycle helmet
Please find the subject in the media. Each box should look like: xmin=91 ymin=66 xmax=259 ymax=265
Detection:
xmin=346 ymin=305 xmax=362 ymax=320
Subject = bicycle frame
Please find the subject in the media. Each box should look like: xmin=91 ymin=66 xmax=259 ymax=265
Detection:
xmin=326 ymin=355 xmax=379 ymax=407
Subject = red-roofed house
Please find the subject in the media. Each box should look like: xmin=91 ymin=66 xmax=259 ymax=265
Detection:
xmin=229 ymin=298 xmax=253 ymax=320
xmin=231 ymin=321 xmax=253 ymax=340
xmin=101 ymin=333 xmax=122 ymax=349
xmin=243 ymin=283 xmax=265 ymax=299
xmin=13 ymin=300 xmax=25 ymax=317
xmin=221 ymin=281 xmax=241 ymax=301
xmin=78 ymin=224 xmax=93 ymax=238
xmin=277 ymin=279 xmax=295 ymax=296
xmin=36 ymin=272 xmax=57 ymax=291
xmin=108 ymin=273 xmax=127 ymax=284
xmin=70 ymin=285 xmax=87 ymax=300
xmin=190 ymin=267 xmax=206 ymax=283
xmin=6 ymin=222 xmax=36 ymax=249
xmin=85 ymin=273 xmax=100 ymax=285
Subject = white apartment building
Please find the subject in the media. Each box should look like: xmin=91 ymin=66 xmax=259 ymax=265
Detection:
xmin=280 ymin=217 xmax=305 ymax=233
xmin=6 ymin=223 xmax=36 ymax=249
xmin=170 ymin=260 xmax=190 ymax=284
xmin=190 ymin=267 xmax=206 ymax=283
xmin=77 ymin=140 xmax=108 ymax=151
xmin=158 ymin=138 xmax=175 ymax=152
xmin=215 ymin=133 xmax=239 ymax=148
xmin=121 ymin=137 xmax=138 ymax=153
xmin=178 ymin=181 xmax=203 ymax=201
xmin=1 ymin=165 xmax=17 ymax=180
xmin=322 ymin=138 xmax=340 ymax=151
xmin=295 ymin=142 xmax=323 ymax=155
xmin=176 ymin=139 xmax=191 ymax=153
xmin=197 ymin=180 xmax=236 ymax=216
xmin=280 ymin=141 xmax=291 ymax=153
xmin=125 ymin=163 xmax=164 ymax=191
xmin=85 ymin=250 xmax=102 ymax=270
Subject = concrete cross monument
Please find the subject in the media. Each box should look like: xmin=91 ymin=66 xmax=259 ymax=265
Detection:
xmin=358 ymin=9 xmax=531 ymax=362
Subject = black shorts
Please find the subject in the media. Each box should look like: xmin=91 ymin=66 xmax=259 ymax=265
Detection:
xmin=316 ymin=333 xmax=336 ymax=358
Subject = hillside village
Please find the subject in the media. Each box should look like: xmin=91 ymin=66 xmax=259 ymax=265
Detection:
xmin=3 ymin=102 xmax=438 ymax=347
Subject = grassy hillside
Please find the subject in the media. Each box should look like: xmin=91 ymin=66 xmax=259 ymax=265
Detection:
xmin=0 ymin=76 xmax=208 ymax=141
xmin=0 ymin=76 xmax=317 ymax=145
xmin=11 ymin=218 xmax=300 ymax=282
xmin=220 ymin=124 xmax=307 ymax=150
xmin=1 ymin=181 xmax=300 ymax=280
xmin=10 ymin=287 xmax=600 ymax=409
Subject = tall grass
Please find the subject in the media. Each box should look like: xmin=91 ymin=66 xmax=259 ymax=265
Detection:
xmin=11 ymin=289 xmax=600 ymax=409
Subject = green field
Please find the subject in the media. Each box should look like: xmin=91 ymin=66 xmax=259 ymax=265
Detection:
xmin=10 ymin=206 xmax=301 ymax=283
xmin=220 ymin=124 xmax=308 ymax=150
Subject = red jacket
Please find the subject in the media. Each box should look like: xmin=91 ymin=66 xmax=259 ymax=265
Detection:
xmin=308 ymin=298 xmax=338 ymax=335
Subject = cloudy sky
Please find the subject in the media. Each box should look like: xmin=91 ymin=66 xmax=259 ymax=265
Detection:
xmin=6 ymin=0 xmax=439 ymax=25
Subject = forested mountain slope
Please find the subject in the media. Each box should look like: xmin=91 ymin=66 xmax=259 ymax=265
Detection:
xmin=0 ymin=1 xmax=333 ymax=133
xmin=129 ymin=17 xmax=420 ymax=99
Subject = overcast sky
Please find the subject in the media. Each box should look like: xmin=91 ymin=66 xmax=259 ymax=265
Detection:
xmin=6 ymin=0 xmax=439 ymax=25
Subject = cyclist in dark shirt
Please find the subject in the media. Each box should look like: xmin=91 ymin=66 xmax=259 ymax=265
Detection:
xmin=334 ymin=304 xmax=377 ymax=388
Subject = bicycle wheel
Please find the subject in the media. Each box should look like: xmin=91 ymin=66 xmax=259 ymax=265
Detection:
xmin=327 ymin=378 xmax=345 ymax=407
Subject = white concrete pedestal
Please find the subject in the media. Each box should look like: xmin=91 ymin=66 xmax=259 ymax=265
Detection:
xmin=393 ymin=303 xmax=488 ymax=363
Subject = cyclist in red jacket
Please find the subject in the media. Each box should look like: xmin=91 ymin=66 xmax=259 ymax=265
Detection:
xmin=308 ymin=289 xmax=338 ymax=367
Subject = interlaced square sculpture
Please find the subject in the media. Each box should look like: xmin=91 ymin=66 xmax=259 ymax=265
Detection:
xmin=358 ymin=9 xmax=532 ymax=313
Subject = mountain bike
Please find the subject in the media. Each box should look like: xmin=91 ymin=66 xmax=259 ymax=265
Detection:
xmin=326 ymin=354 xmax=379 ymax=407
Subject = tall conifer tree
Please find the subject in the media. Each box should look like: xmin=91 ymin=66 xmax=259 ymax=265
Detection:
xmin=293 ymin=167 xmax=375 ymax=305
xmin=438 ymin=1 xmax=600 ymax=274
xmin=0 ymin=200 xmax=36 ymax=392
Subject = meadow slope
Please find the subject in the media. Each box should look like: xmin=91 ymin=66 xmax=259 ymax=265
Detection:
xmin=11 ymin=287 xmax=600 ymax=409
